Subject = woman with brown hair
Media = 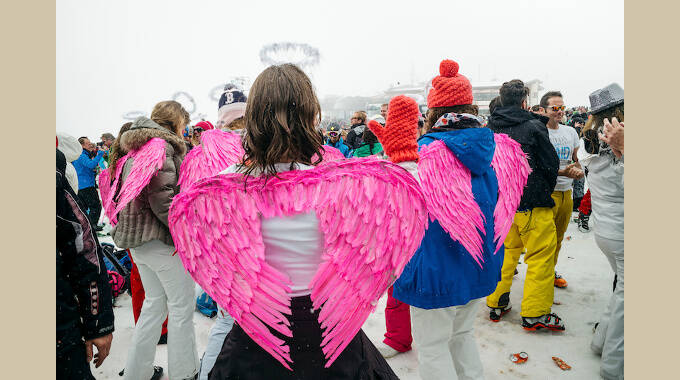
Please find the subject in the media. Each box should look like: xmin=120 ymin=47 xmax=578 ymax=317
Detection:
xmin=111 ymin=100 xmax=199 ymax=380
xmin=174 ymin=64 xmax=409 ymax=379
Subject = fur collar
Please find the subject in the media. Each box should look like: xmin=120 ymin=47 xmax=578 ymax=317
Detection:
xmin=119 ymin=117 xmax=187 ymax=157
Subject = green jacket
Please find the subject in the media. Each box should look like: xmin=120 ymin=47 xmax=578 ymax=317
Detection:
xmin=353 ymin=142 xmax=383 ymax=158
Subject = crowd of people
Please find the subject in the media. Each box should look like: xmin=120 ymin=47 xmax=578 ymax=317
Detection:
xmin=56 ymin=58 xmax=624 ymax=380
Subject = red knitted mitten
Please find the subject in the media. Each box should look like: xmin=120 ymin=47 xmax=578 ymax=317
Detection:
xmin=367 ymin=95 xmax=420 ymax=163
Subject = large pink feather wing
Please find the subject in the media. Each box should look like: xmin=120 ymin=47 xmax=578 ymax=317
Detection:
xmin=308 ymin=158 xmax=428 ymax=367
xmin=102 ymin=154 xmax=130 ymax=226
xmin=417 ymin=140 xmax=486 ymax=266
xmin=111 ymin=138 xmax=167 ymax=221
xmin=168 ymin=159 xmax=428 ymax=370
xmin=491 ymin=133 xmax=531 ymax=253
xmin=178 ymin=129 xmax=244 ymax=190
xmin=169 ymin=177 xmax=295 ymax=370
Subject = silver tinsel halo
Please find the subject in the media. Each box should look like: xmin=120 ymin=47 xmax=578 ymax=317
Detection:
xmin=259 ymin=42 xmax=320 ymax=70
xmin=171 ymin=91 xmax=197 ymax=115
xmin=122 ymin=110 xmax=147 ymax=120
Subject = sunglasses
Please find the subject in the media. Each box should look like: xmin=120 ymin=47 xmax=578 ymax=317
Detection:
xmin=549 ymin=105 xmax=566 ymax=112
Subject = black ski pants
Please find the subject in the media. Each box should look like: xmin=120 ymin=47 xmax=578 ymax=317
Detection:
xmin=78 ymin=186 xmax=101 ymax=228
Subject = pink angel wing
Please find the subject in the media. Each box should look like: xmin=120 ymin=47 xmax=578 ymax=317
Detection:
xmin=98 ymin=168 xmax=112 ymax=220
xmin=111 ymin=138 xmax=167 ymax=220
xmin=168 ymin=158 xmax=428 ymax=370
xmin=417 ymin=140 xmax=486 ymax=266
xmin=491 ymin=133 xmax=531 ymax=253
xmin=106 ymin=154 xmax=130 ymax=225
xmin=169 ymin=176 xmax=295 ymax=369
xmin=312 ymin=145 xmax=346 ymax=163
xmin=308 ymin=158 xmax=428 ymax=367
xmin=178 ymin=129 xmax=244 ymax=190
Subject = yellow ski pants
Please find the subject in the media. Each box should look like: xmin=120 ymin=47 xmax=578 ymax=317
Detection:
xmin=551 ymin=190 xmax=573 ymax=266
xmin=486 ymin=208 xmax=557 ymax=318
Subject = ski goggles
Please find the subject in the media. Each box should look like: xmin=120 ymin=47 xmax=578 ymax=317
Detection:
xmin=328 ymin=131 xmax=340 ymax=137
xmin=548 ymin=105 xmax=566 ymax=112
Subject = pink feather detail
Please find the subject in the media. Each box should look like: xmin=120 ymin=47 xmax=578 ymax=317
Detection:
xmin=99 ymin=153 xmax=131 ymax=226
xmin=110 ymin=138 xmax=167 ymax=223
xmin=168 ymin=158 xmax=428 ymax=370
xmin=491 ymin=133 xmax=531 ymax=253
xmin=417 ymin=140 xmax=486 ymax=266
xmin=178 ymin=129 xmax=245 ymax=191
xmin=106 ymin=154 xmax=130 ymax=225
xmin=98 ymin=168 xmax=112 ymax=221
xmin=312 ymin=146 xmax=346 ymax=163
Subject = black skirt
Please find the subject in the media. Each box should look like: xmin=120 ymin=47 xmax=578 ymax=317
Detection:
xmin=208 ymin=295 xmax=399 ymax=380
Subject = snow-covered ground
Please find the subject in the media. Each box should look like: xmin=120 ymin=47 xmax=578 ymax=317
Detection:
xmin=93 ymin=215 xmax=612 ymax=379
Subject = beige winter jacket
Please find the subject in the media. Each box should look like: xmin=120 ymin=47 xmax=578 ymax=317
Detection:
xmin=111 ymin=117 xmax=187 ymax=249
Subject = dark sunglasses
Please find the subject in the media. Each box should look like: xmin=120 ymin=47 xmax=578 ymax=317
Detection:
xmin=549 ymin=105 xmax=566 ymax=112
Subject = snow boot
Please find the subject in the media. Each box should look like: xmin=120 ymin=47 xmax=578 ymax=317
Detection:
xmin=522 ymin=313 xmax=565 ymax=331
xmin=578 ymin=212 xmax=590 ymax=232
xmin=554 ymin=273 xmax=568 ymax=288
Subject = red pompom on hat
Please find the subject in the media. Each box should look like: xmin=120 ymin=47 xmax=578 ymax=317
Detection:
xmin=427 ymin=59 xmax=474 ymax=108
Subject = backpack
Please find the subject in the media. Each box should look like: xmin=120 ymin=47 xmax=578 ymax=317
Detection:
xmin=108 ymin=271 xmax=126 ymax=298
xmin=101 ymin=242 xmax=131 ymax=297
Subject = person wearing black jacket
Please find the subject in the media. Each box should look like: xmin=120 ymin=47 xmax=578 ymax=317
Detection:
xmin=57 ymin=149 xmax=115 ymax=379
xmin=485 ymin=80 xmax=565 ymax=331
xmin=345 ymin=110 xmax=367 ymax=150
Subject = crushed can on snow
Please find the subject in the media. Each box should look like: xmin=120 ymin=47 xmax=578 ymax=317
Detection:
xmin=509 ymin=352 xmax=528 ymax=364
xmin=552 ymin=356 xmax=571 ymax=370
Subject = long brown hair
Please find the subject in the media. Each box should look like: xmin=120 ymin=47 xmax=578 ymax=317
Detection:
xmin=107 ymin=122 xmax=133 ymax=176
xmin=241 ymin=64 xmax=323 ymax=179
xmin=582 ymin=103 xmax=624 ymax=136
xmin=150 ymin=100 xmax=190 ymax=136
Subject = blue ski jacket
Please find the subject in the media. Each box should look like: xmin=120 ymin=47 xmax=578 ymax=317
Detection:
xmin=72 ymin=149 xmax=105 ymax=190
xmin=393 ymin=128 xmax=504 ymax=309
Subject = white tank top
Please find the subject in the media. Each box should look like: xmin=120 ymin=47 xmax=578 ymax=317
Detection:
xmin=220 ymin=163 xmax=324 ymax=296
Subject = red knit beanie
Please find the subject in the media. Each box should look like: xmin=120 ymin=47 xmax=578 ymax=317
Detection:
xmin=427 ymin=59 xmax=473 ymax=108
xmin=195 ymin=120 xmax=214 ymax=131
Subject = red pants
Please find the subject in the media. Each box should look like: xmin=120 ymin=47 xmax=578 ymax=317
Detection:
xmin=129 ymin=251 xmax=168 ymax=335
xmin=383 ymin=286 xmax=413 ymax=352
xmin=579 ymin=189 xmax=592 ymax=215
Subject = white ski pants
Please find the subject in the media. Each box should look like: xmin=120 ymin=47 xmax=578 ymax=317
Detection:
xmin=411 ymin=298 xmax=484 ymax=380
xmin=199 ymin=307 xmax=235 ymax=380
xmin=591 ymin=234 xmax=624 ymax=380
xmin=125 ymin=239 xmax=199 ymax=380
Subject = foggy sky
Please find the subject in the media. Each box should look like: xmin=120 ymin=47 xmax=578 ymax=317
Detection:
xmin=57 ymin=0 xmax=624 ymax=140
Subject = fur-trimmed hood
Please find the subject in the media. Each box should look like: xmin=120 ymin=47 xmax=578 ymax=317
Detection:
xmin=119 ymin=116 xmax=187 ymax=157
